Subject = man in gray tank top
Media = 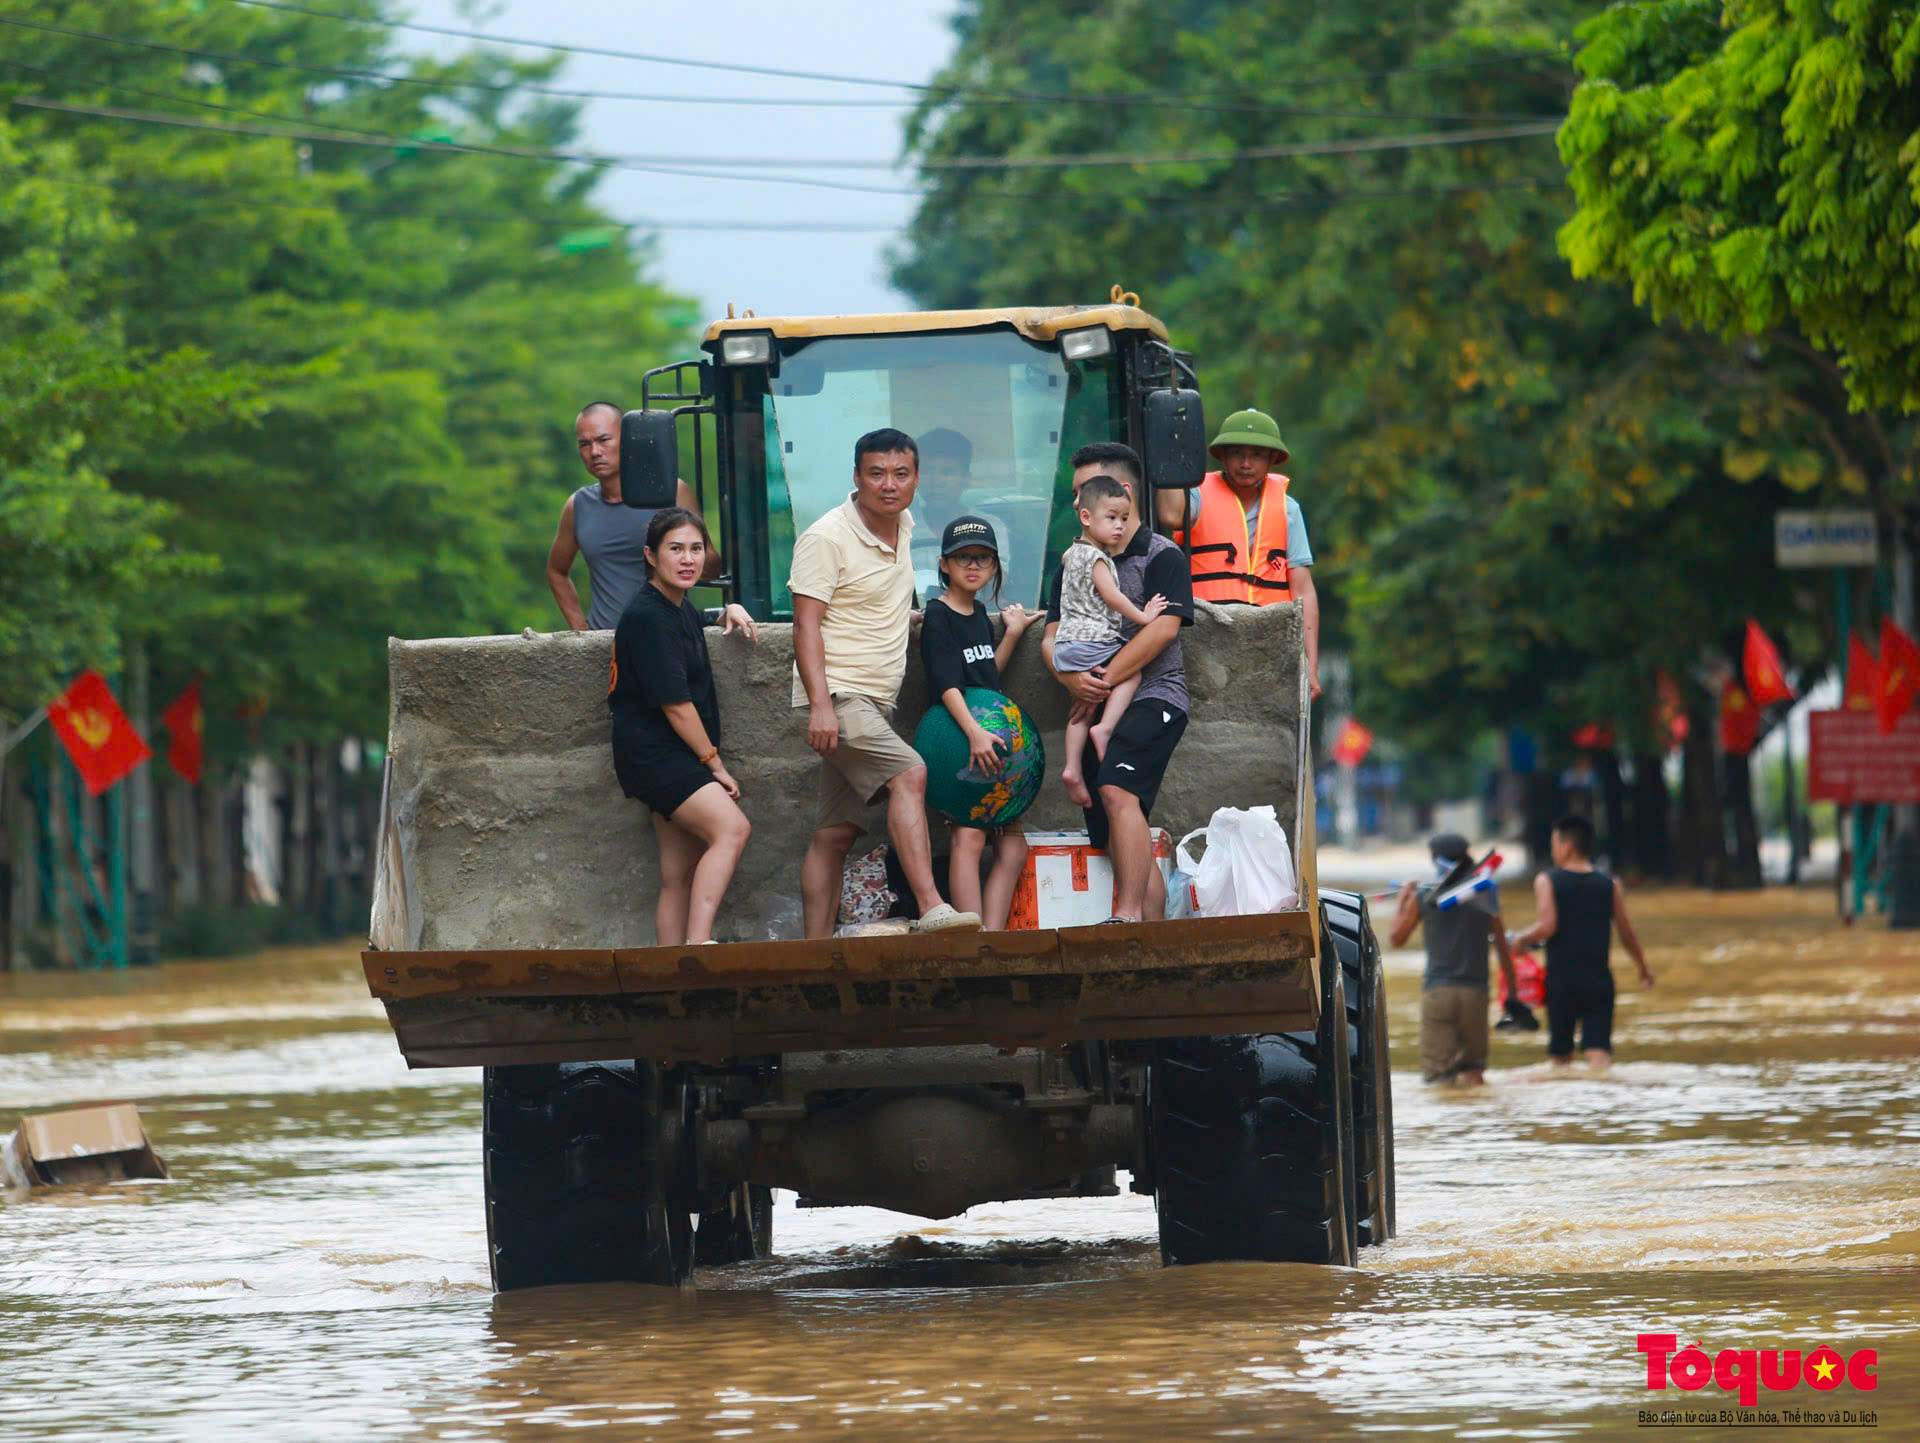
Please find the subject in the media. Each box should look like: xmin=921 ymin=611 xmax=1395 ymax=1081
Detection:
xmin=1390 ymin=833 xmax=1521 ymax=1086
xmin=545 ymin=400 xmax=708 ymax=630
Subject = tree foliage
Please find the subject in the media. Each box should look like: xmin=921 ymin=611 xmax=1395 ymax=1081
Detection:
xmin=1558 ymin=0 xmax=1920 ymax=415
xmin=1 ymin=0 xmax=693 ymax=741
xmin=0 ymin=115 xmax=251 ymax=720
xmin=892 ymin=0 xmax=1820 ymax=755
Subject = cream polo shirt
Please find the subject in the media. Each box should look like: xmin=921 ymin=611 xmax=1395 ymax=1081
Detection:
xmin=788 ymin=495 xmax=917 ymax=708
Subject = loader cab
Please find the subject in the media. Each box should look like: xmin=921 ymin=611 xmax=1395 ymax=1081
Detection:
xmin=628 ymin=300 xmax=1203 ymax=619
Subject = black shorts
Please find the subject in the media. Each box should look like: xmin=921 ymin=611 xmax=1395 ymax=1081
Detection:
xmin=1080 ymin=699 xmax=1188 ymax=849
xmin=1546 ymin=970 xmax=1615 ymax=1056
xmin=613 ymin=745 xmax=713 ymax=819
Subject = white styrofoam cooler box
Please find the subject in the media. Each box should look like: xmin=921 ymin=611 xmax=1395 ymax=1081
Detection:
xmin=1004 ymin=829 xmax=1174 ymax=930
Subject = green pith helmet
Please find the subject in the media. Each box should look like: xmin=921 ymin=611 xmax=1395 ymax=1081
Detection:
xmin=1209 ymin=408 xmax=1290 ymax=465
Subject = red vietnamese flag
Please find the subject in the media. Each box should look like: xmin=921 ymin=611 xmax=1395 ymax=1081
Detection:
xmin=1331 ymin=718 xmax=1374 ymax=768
xmin=161 ymin=679 xmax=205 ymax=784
xmin=1876 ymin=618 xmax=1920 ymax=735
xmin=1742 ymin=619 xmax=1793 ymax=706
xmin=1843 ymin=634 xmax=1880 ymax=713
xmin=1718 ymin=678 xmax=1760 ymax=755
xmin=46 ymin=670 xmax=152 ymax=795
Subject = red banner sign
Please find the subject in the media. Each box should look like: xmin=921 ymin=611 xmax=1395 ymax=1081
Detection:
xmin=1807 ymin=709 xmax=1920 ymax=804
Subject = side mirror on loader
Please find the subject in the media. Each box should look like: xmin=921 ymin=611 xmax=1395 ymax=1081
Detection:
xmin=619 ymin=409 xmax=681 ymax=509
xmin=1143 ymin=388 xmax=1207 ymax=490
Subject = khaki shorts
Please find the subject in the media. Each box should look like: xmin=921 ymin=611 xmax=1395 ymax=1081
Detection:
xmin=803 ymin=693 xmax=923 ymax=832
xmin=1419 ymin=984 xmax=1490 ymax=1082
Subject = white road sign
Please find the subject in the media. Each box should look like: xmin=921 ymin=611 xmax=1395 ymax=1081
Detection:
xmin=1774 ymin=509 xmax=1878 ymax=568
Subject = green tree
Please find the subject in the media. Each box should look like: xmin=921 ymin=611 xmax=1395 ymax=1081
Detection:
xmin=2 ymin=0 xmax=693 ymax=742
xmin=893 ymin=0 xmax=1813 ymax=747
xmin=1557 ymin=0 xmax=1920 ymax=414
xmin=0 ymin=117 xmax=255 ymax=725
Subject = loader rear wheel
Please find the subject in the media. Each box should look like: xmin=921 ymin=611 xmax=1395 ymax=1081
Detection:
xmin=483 ymin=1060 xmax=693 ymax=1291
xmin=695 ymin=1182 xmax=774 ymax=1265
xmin=1322 ymin=888 xmax=1397 ymax=1245
xmin=1150 ymin=964 xmax=1356 ymax=1267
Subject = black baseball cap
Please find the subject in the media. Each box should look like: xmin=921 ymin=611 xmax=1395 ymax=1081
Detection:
xmin=1429 ymin=832 xmax=1470 ymax=863
xmin=940 ymin=514 xmax=999 ymax=557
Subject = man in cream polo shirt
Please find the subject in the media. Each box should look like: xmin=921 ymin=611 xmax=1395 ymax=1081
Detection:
xmin=789 ymin=427 xmax=982 ymax=939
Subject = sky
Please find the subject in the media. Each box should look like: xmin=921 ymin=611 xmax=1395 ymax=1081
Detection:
xmin=407 ymin=0 xmax=962 ymax=323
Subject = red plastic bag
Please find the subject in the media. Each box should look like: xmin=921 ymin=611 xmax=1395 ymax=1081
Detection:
xmin=1499 ymin=949 xmax=1546 ymax=1009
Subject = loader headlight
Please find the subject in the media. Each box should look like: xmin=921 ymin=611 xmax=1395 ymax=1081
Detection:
xmin=1059 ymin=326 xmax=1113 ymax=362
xmin=719 ymin=331 xmax=775 ymax=367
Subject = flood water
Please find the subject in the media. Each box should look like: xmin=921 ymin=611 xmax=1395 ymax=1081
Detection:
xmin=2 ymin=887 xmax=1915 ymax=1440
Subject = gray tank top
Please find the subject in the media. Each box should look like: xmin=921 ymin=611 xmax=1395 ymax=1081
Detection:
xmin=572 ymin=484 xmax=656 ymax=630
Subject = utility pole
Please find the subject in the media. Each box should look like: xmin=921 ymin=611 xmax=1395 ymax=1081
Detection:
xmin=1890 ymin=518 xmax=1919 ymax=926
xmin=129 ymin=647 xmax=158 ymax=965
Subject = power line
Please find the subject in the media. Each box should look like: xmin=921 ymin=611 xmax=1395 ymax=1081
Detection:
xmin=0 ymin=14 xmax=1549 ymax=124
xmin=5 ymin=88 xmax=918 ymax=198
xmin=916 ymin=120 xmax=1561 ymax=170
xmin=0 ymin=162 xmax=900 ymax=230
xmin=11 ymin=87 xmax=1563 ymax=176
xmin=224 ymin=0 xmax=1567 ymax=115
xmin=0 ymin=15 xmax=913 ymax=110
xmin=1 ymin=161 xmax=1564 ymax=238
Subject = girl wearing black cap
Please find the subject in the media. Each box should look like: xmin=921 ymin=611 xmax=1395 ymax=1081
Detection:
xmin=919 ymin=515 xmax=1033 ymax=929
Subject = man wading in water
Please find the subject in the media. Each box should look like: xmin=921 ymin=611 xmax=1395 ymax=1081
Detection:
xmin=1390 ymin=832 xmax=1522 ymax=1087
xmin=1509 ymin=815 xmax=1655 ymax=1070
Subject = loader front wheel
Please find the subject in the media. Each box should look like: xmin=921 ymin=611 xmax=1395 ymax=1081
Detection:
xmin=483 ymin=1060 xmax=693 ymax=1291
xmin=1151 ymin=964 xmax=1356 ymax=1268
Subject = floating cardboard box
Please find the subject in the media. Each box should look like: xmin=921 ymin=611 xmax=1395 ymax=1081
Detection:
xmin=2 ymin=1104 xmax=169 ymax=1189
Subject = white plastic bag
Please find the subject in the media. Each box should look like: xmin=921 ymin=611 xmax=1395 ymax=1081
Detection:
xmin=1177 ymin=805 xmax=1299 ymax=917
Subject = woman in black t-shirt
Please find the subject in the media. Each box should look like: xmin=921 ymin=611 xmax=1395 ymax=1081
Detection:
xmin=609 ymin=507 xmax=759 ymax=945
xmin=919 ymin=515 xmax=1034 ymax=930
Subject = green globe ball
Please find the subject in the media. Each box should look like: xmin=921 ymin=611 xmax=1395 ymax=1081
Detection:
xmin=913 ymin=688 xmax=1046 ymax=827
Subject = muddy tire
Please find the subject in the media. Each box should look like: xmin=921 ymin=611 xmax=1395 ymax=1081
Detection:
xmin=1151 ymin=963 xmax=1357 ymax=1267
xmin=695 ymin=1182 xmax=774 ymax=1265
xmin=483 ymin=1060 xmax=692 ymax=1291
xmin=1322 ymin=888 xmax=1397 ymax=1246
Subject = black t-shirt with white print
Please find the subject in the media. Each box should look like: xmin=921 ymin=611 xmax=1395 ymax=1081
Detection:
xmin=920 ymin=596 xmax=1001 ymax=699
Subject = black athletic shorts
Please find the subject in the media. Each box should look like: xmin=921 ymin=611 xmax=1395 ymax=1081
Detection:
xmin=614 ymin=745 xmax=714 ymax=819
xmin=1080 ymin=699 xmax=1188 ymax=850
xmin=1546 ymin=969 xmax=1615 ymax=1057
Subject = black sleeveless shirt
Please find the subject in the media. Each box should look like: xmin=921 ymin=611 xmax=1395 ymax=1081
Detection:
xmin=1546 ymin=868 xmax=1614 ymax=979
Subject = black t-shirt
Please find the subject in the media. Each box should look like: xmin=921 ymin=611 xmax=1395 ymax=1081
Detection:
xmin=921 ymin=597 xmax=1001 ymax=699
xmin=1045 ymin=525 xmax=1195 ymax=626
xmin=608 ymin=584 xmax=719 ymax=764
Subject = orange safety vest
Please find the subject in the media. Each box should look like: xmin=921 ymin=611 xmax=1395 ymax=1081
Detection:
xmin=1186 ymin=471 xmax=1291 ymax=604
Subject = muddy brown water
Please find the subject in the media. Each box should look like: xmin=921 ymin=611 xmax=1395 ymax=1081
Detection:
xmin=2 ymin=888 xmax=1915 ymax=1440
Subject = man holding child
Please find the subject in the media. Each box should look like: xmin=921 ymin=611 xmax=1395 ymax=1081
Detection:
xmin=1043 ymin=442 xmax=1195 ymax=924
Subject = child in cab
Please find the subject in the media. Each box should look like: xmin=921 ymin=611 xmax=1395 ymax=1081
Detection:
xmin=1052 ymin=474 xmax=1167 ymax=807
xmin=919 ymin=515 xmax=1034 ymax=930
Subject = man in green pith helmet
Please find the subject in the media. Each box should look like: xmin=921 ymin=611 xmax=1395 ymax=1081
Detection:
xmin=1156 ymin=407 xmax=1319 ymax=698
